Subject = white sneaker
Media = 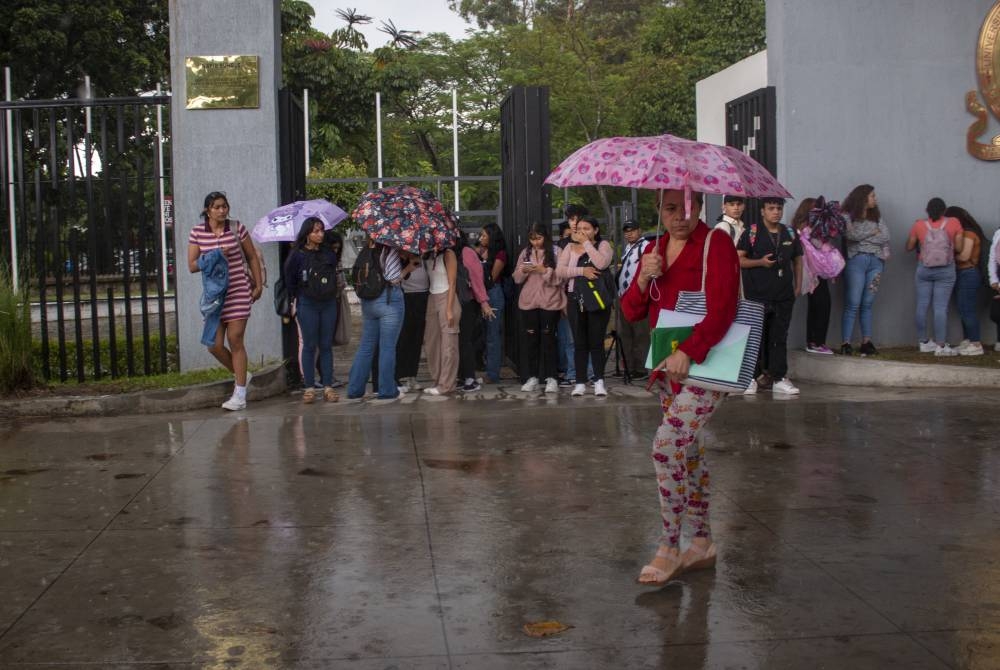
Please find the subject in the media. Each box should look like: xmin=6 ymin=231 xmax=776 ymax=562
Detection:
xmin=521 ymin=377 xmax=539 ymax=392
xmin=960 ymin=342 xmax=984 ymax=356
xmin=919 ymin=340 xmax=938 ymax=353
xmin=221 ymin=395 xmax=246 ymax=411
xmin=934 ymin=344 xmax=958 ymax=357
xmin=743 ymin=379 xmax=758 ymax=395
xmin=571 ymin=384 xmax=586 ymax=397
xmin=397 ymin=385 xmax=410 ymax=395
xmin=955 ymin=339 xmax=971 ymax=352
xmin=544 ymin=377 xmax=559 ymax=393
xmin=771 ymin=378 xmax=800 ymax=395
xmin=423 ymin=387 xmax=443 ymax=396
xmin=593 ymin=379 xmax=607 ymax=396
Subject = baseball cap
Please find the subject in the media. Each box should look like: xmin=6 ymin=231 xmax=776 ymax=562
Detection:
xmin=622 ymin=219 xmax=639 ymax=231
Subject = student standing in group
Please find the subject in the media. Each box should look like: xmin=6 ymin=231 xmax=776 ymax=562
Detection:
xmin=840 ymin=184 xmax=890 ymax=357
xmin=737 ymin=198 xmax=803 ymax=395
xmin=477 ymin=223 xmax=508 ymax=383
xmin=615 ymin=218 xmax=651 ymax=380
xmin=906 ymin=198 xmax=965 ymax=356
xmin=422 ymin=247 xmax=460 ymax=396
xmin=396 ymin=254 xmax=430 ymax=392
xmin=714 ymin=194 xmax=746 ymax=244
xmin=187 ymin=191 xmax=264 ymax=411
xmin=457 ymin=234 xmax=496 ymax=392
xmin=556 ymin=205 xmax=587 ymax=386
xmin=322 ymin=229 xmax=347 ymax=388
xmin=988 ymin=226 xmax=1000 ymax=350
xmin=792 ymin=197 xmax=837 ymax=355
xmin=556 ymin=215 xmax=614 ymax=397
xmin=621 ymin=188 xmax=740 ymax=586
xmin=513 ymin=223 xmax=565 ymax=393
xmin=284 ymin=217 xmax=340 ymax=403
xmin=945 ymin=206 xmax=988 ymax=356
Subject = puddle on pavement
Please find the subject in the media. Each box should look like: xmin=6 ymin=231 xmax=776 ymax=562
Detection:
xmin=114 ymin=473 xmax=146 ymax=479
xmin=3 ymin=468 xmax=50 ymax=476
xmin=422 ymin=458 xmax=496 ymax=473
xmin=86 ymin=453 xmax=122 ymax=461
xmin=298 ymin=467 xmax=332 ymax=477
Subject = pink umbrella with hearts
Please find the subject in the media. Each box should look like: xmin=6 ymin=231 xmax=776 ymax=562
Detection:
xmin=545 ymin=134 xmax=791 ymax=216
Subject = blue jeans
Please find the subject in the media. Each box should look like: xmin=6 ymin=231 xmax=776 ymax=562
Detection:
xmin=296 ymin=295 xmax=337 ymax=388
xmin=841 ymin=253 xmax=884 ymax=342
xmin=557 ymin=315 xmax=575 ymax=379
xmin=915 ymin=264 xmax=956 ymax=343
xmin=348 ymin=286 xmax=404 ymax=399
xmin=955 ymin=267 xmax=982 ymax=342
xmin=484 ymin=284 xmax=505 ymax=382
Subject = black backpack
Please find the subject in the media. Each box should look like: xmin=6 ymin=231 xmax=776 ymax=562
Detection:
xmin=302 ymin=251 xmax=339 ymax=301
xmin=351 ymin=244 xmax=387 ymax=300
xmin=456 ymin=259 xmax=474 ymax=303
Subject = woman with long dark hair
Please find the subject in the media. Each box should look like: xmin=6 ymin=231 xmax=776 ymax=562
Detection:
xmin=944 ymin=205 xmax=985 ymax=356
xmin=187 ymin=191 xmax=264 ymax=411
xmin=512 ymin=223 xmax=565 ymax=393
xmin=477 ymin=223 xmax=509 ymax=383
xmin=457 ymin=232 xmax=496 ymax=391
xmin=284 ymin=217 xmax=340 ymax=403
xmin=839 ymin=184 xmax=890 ymax=356
xmin=555 ymin=216 xmax=613 ymax=396
xmin=906 ymin=198 xmax=964 ymax=355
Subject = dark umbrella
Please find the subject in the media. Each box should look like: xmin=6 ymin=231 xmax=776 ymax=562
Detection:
xmin=351 ymin=185 xmax=460 ymax=254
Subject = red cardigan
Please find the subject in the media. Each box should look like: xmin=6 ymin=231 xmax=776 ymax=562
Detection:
xmin=620 ymin=221 xmax=740 ymax=364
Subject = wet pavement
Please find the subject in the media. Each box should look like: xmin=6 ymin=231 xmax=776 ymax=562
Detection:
xmin=0 ymin=382 xmax=998 ymax=669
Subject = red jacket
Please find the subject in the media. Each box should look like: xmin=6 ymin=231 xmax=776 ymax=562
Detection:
xmin=620 ymin=221 xmax=739 ymax=364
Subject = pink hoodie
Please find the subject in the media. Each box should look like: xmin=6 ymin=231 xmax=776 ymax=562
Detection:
xmin=512 ymin=246 xmax=566 ymax=311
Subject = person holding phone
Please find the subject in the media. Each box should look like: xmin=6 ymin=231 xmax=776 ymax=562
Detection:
xmin=513 ymin=223 xmax=565 ymax=393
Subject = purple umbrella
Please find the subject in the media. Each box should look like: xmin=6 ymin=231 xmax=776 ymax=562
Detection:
xmin=251 ymin=199 xmax=348 ymax=243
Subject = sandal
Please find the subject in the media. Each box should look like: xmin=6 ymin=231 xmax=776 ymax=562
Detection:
xmin=637 ymin=547 xmax=683 ymax=586
xmin=681 ymin=541 xmax=717 ymax=572
xmin=302 ymin=388 xmax=316 ymax=404
xmin=323 ymin=387 xmax=339 ymax=403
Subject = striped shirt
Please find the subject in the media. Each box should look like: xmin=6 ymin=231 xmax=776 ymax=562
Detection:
xmin=382 ymin=247 xmax=402 ymax=283
xmin=188 ymin=219 xmax=253 ymax=323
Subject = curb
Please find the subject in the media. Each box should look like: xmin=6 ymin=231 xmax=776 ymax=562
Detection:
xmin=788 ymin=350 xmax=1000 ymax=389
xmin=1 ymin=362 xmax=287 ymax=419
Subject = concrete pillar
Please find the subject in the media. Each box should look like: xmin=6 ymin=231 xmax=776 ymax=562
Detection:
xmin=168 ymin=0 xmax=283 ymax=371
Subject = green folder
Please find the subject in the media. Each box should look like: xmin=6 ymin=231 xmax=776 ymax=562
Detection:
xmin=645 ymin=326 xmax=694 ymax=370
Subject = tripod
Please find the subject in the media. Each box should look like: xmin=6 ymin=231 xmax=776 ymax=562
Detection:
xmin=605 ymin=328 xmax=632 ymax=385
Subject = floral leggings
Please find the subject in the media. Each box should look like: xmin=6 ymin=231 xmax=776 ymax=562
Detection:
xmin=652 ymin=385 xmax=725 ymax=548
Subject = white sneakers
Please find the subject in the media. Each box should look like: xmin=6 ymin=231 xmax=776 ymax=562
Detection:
xmin=743 ymin=379 xmax=758 ymax=395
xmin=423 ymin=387 xmax=443 ymax=396
xmin=221 ymin=395 xmax=246 ymax=411
xmin=771 ymin=378 xmax=800 ymax=395
xmin=571 ymin=383 xmax=586 ymax=396
xmin=544 ymin=377 xmax=559 ymax=393
xmin=594 ymin=379 xmax=607 ymax=396
xmin=956 ymin=340 xmax=984 ymax=356
xmin=919 ymin=340 xmax=938 ymax=353
xmin=934 ymin=344 xmax=959 ymax=357
xmin=521 ymin=377 xmax=539 ymax=392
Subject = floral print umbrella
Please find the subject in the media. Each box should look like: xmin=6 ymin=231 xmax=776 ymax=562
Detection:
xmin=545 ymin=134 xmax=792 ymax=199
xmin=351 ymin=185 xmax=461 ymax=254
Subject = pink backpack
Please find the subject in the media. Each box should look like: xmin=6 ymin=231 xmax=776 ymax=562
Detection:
xmin=921 ymin=219 xmax=953 ymax=268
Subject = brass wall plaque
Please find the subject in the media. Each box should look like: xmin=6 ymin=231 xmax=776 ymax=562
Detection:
xmin=967 ymin=3 xmax=1000 ymax=160
xmin=185 ymin=55 xmax=260 ymax=110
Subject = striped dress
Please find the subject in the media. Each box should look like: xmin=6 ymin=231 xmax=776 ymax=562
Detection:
xmin=188 ymin=219 xmax=253 ymax=323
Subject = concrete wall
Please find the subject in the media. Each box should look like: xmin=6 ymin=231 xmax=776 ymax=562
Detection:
xmin=168 ymin=0 xmax=283 ymax=371
xmin=767 ymin=0 xmax=1000 ymax=347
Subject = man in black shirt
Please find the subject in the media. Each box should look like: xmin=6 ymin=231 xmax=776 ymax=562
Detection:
xmin=737 ymin=198 xmax=803 ymax=395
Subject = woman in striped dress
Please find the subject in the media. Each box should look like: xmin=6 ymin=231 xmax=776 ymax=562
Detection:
xmin=187 ymin=192 xmax=264 ymax=410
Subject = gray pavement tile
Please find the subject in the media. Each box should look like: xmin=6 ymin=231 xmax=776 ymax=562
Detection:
xmin=0 ymin=530 xmax=96 ymax=632
xmin=0 ymin=526 xmax=445 ymax=665
xmin=451 ymin=633 xmax=951 ymax=669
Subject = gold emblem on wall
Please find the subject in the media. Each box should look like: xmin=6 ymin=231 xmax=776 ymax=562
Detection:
xmin=968 ymin=2 xmax=1000 ymax=159
xmin=185 ymin=55 xmax=260 ymax=110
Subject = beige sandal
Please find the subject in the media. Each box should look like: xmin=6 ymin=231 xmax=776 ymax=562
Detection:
xmin=323 ymin=387 xmax=339 ymax=403
xmin=302 ymin=388 xmax=316 ymax=404
xmin=637 ymin=547 xmax=684 ymax=586
xmin=681 ymin=542 xmax=717 ymax=572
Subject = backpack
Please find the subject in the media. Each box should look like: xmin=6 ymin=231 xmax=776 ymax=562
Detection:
xmin=456 ymin=258 xmax=475 ymax=303
xmin=920 ymin=219 xmax=953 ymax=268
xmin=273 ymin=276 xmax=292 ymax=319
xmin=351 ymin=244 xmax=387 ymax=300
xmin=301 ymin=251 xmax=339 ymax=301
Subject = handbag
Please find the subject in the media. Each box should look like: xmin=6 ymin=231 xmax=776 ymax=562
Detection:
xmin=572 ymin=253 xmax=615 ymax=312
xmin=647 ymin=233 xmax=764 ymax=393
xmin=334 ymin=290 xmax=351 ymax=346
xmin=273 ymin=276 xmax=292 ymax=320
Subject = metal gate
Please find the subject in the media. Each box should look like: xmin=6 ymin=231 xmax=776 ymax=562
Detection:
xmin=0 ymin=94 xmax=174 ymax=381
xmin=726 ymin=86 xmax=777 ymax=228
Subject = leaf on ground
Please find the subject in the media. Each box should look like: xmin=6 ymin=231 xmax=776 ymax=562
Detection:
xmin=522 ymin=620 xmax=572 ymax=638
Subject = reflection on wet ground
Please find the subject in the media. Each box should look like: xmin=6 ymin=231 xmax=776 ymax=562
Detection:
xmin=0 ymin=384 xmax=997 ymax=668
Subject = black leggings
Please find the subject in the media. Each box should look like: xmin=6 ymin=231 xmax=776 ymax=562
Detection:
xmin=519 ymin=308 xmax=560 ymax=382
xmin=806 ymin=278 xmax=831 ymax=346
xmin=567 ymin=306 xmax=610 ymax=383
xmin=991 ymin=296 xmax=1000 ymax=340
xmin=396 ymin=291 xmax=428 ymax=379
xmin=458 ymin=300 xmax=483 ymax=380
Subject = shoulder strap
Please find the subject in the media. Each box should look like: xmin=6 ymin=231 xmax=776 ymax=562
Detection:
xmin=700 ymin=229 xmax=745 ymax=300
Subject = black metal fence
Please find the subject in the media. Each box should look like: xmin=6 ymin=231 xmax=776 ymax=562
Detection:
xmin=0 ymin=95 xmax=175 ymax=382
xmin=726 ymin=86 xmax=777 ymax=228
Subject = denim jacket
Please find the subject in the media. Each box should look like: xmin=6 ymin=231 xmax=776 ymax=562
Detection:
xmin=198 ymin=248 xmax=229 ymax=346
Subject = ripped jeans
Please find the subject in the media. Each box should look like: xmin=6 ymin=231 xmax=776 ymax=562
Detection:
xmin=519 ymin=308 xmax=560 ymax=382
xmin=841 ymin=252 xmax=884 ymax=342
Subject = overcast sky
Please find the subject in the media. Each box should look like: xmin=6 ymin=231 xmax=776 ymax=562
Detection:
xmin=307 ymin=0 xmax=474 ymax=47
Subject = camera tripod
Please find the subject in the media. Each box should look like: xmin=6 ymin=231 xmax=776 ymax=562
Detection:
xmin=605 ymin=329 xmax=633 ymax=385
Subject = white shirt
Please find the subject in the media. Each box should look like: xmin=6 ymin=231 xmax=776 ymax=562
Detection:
xmin=714 ymin=215 xmax=745 ymax=246
xmin=989 ymin=229 xmax=1000 ymax=287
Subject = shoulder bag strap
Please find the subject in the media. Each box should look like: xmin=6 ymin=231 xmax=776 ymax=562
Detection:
xmin=700 ymin=228 xmax=745 ymax=300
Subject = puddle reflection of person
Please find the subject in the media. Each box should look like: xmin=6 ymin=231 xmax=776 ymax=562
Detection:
xmin=620 ymin=189 xmax=740 ymax=586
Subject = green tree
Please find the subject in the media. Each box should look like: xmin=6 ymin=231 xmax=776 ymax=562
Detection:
xmin=0 ymin=0 xmax=169 ymax=98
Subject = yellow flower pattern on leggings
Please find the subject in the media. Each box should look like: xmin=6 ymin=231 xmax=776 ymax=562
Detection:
xmin=652 ymin=385 xmax=725 ymax=548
